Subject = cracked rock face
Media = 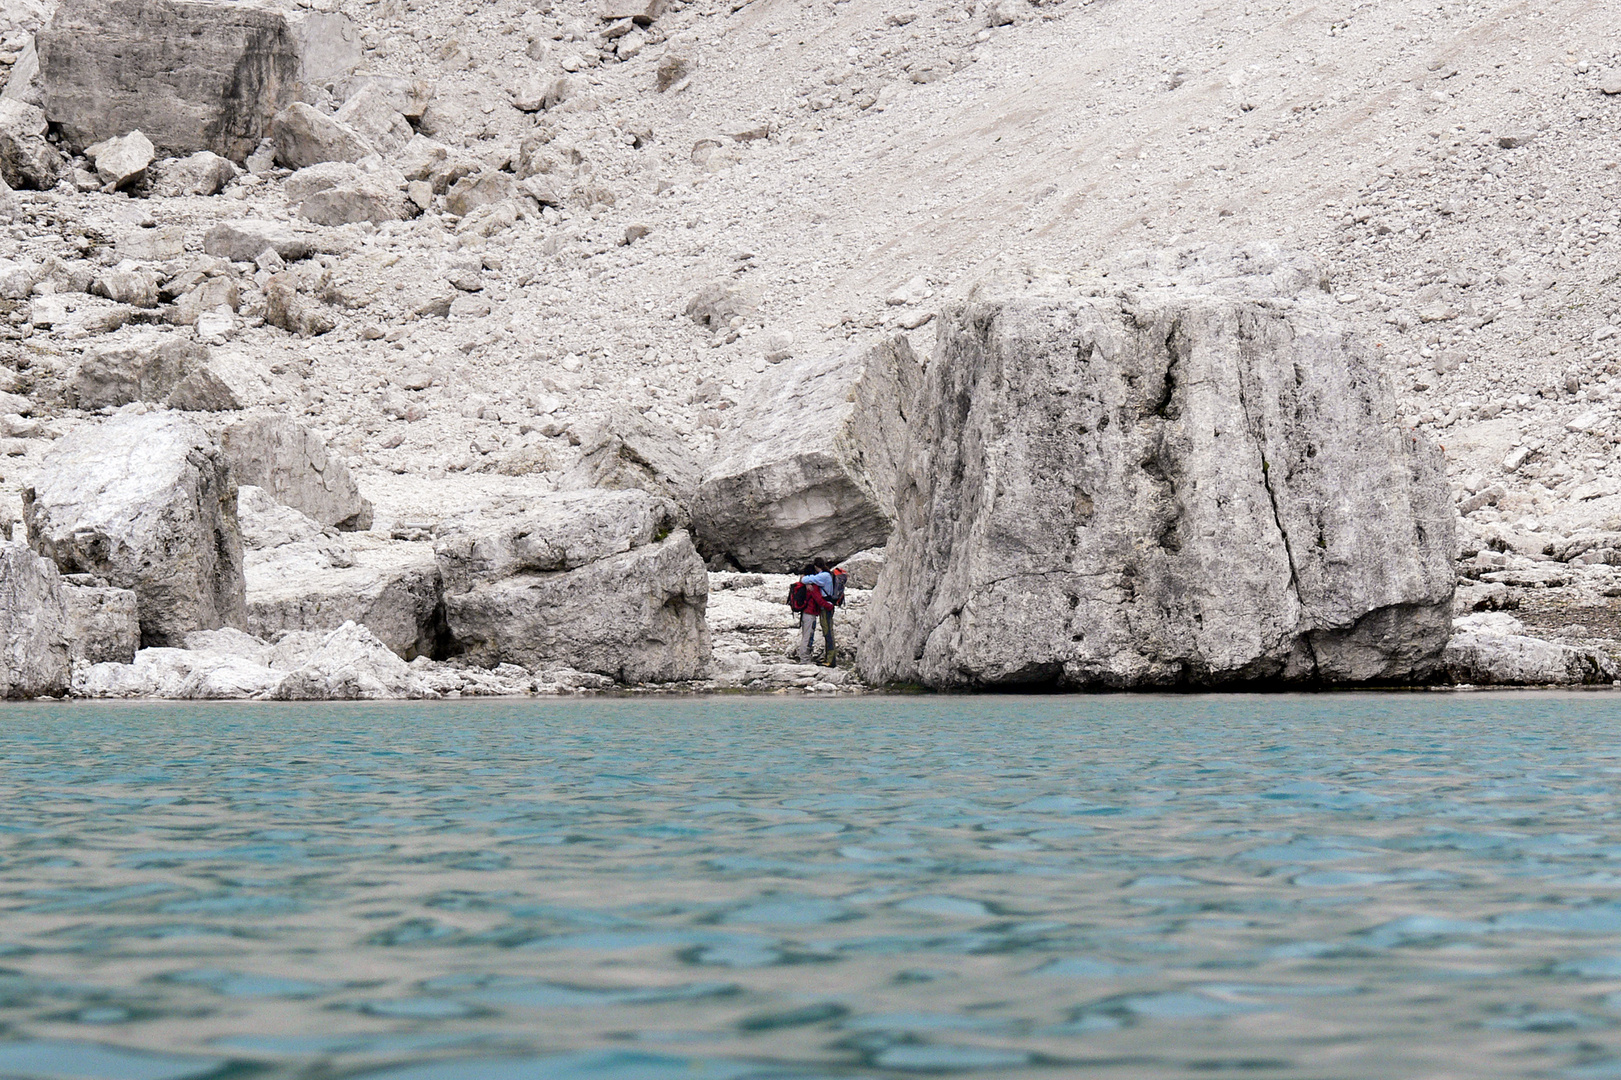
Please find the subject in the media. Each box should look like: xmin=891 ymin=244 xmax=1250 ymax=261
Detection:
xmin=23 ymin=411 xmax=248 ymax=648
xmin=858 ymin=246 xmax=1455 ymax=689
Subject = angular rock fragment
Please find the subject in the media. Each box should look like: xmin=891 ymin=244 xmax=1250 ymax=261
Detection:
xmin=149 ymin=151 xmax=239 ymax=197
xmin=692 ymin=336 xmax=919 ymax=569
xmin=566 ymin=405 xmax=700 ymax=516
xmin=220 ymin=415 xmax=373 ymax=530
xmin=0 ymin=541 xmax=70 ymax=698
xmin=69 ymin=334 xmax=213 ymax=410
xmin=1442 ymin=613 xmax=1617 ymax=686
xmin=263 ymin=273 xmax=334 ymax=337
xmin=85 ymin=129 xmax=153 ymax=189
xmin=268 ymin=621 xmax=427 ymax=700
xmin=24 ymin=411 xmax=247 ymax=647
xmin=332 ymin=81 xmax=414 ymax=152
xmin=444 ymin=170 xmax=516 ymax=217
xmin=858 ymin=245 xmax=1456 ymax=690
xmin=202 ymin=220 xmax=315 ymax=263
xmin=62 ymin=576 xmax=139 ymax=665
xmin=271 ymin=101 xmax=373 ymax=169
xmin=0 ymin=97 xmax=58 ymax=188
xmin=435 ymin=490 xmax=710 ymax=681
xmin=286 ymin=162 xmax=410 ymax=226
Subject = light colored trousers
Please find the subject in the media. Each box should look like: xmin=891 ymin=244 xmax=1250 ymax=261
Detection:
xmin=798 ymin=611 xmax=836 ymax=663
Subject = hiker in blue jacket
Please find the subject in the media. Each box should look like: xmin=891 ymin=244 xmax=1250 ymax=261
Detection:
xmin=801 ymin=558 xmax=844 ymax=668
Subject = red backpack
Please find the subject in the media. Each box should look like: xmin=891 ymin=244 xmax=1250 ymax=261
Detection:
xmin=787 ymin=581 xmax=827 ymax=615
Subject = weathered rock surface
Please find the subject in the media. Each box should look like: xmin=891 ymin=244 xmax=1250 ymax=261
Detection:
xmin=24 ymin=411 xmax=247 ymax=647
xmin=566 ymin=405 xmax=701 ymax=517
xmin=148 ymin=151 xmax=239 ymax=197
xmin=268 ymin=621 xmax=426 ymax=700
xmin=85 ymin=129 xmax=153 ymax=189
xmin=0 ymin=541 xmax=70 ymax=698
xmin=39 ymin=0 xmax=359 ymax=161
xmin=436 ymin=490 xmax=709 ymax=680
xmin=202 ymin=220 xmax=315 ymax=263
xmin=1442 ymin=613 xmax=1618 ymax=686
xmin=692 ymin=335 xmax=919 ymax=570
xmin=221 ymin=416 xmax=373 ymax=530
xmin=62 ymin=576 xmax=140 ymax=665
xmin=838 ymin=547 xmax=886 ymax=591
xmin=858 ymin=247 xmax=1456 ymax=689
xmin=271 ymin=101 xmax=374 ymax=169
xmin=286 ymin=161 xmax=410 ymax=225
xmin=69 ymin=334 xmax=215 ymax=410
xmin=239 ymin=485 xmax=441 ymax=659
xmin=0 ymin=97 xmax=58 ymax=189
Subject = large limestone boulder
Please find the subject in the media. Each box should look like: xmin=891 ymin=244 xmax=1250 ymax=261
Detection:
xmin=239 ymin=485 xmax=441 ymax=659
xmin=0 ymin=97 xmax=59 ymax=189
xmin=38 ymin=0 xmax=360 ymax=161
xmin=69 ymin=334 xmax=214 ymax=411
xmin=692 ymin=336 xmax=920 ymax=570
xmin=271 ymin=101 xmax=373 ymax=169
xmin=1442 ymin=613 xmax=1617 ymax=686
xmin=220 ymin=416 xmax=373 ymax=530
xmin=285 ymin=161 xmax=410 ymax=226
xmin=24 ymin=411 xmax=247 ymax=647
xmin=436 ymin=490 xmax=710 ymax=681
xmin=0 ymin=542 xmax=70 ymax=698
xmin=858 ymin=246 xmax=1457 ymax=690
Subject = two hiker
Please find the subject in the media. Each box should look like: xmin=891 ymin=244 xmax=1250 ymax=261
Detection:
xmin=789 ymin=558 xmax=846 ymax=666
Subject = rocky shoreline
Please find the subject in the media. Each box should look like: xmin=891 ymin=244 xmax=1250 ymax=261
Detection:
xmin=0 ymin=0 xmax=1618 ymax=699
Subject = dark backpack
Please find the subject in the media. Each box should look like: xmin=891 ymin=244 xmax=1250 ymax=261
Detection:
xmin=827 ymin=568 xmax=848 ymax=607
xmin=787 ymin=581 xmax=812 ymax=614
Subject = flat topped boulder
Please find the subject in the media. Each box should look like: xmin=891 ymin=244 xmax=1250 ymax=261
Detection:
xmin=858 ymin=244 xmax=1456 ymax=690
xmin=38 ymin=0 xmax=359 ymax=160
xmin=692 ymin=335 xmax=920 ymax=571
xmin=24 ymin=411 xmax=247 ymax=647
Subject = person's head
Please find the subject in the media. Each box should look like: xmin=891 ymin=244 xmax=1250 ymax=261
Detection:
xmin=812 ymin=557 xmax=830 ymax=571
xmin=800 ymin=563 xmax=818 ymax=576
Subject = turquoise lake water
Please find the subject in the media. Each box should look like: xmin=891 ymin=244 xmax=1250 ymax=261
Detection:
xmin=2 ymin=693 xmax=1621 ymax=1079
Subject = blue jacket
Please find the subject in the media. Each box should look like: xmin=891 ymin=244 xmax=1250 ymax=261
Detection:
xmin=801 ymin=572 xmax=835 ymax=598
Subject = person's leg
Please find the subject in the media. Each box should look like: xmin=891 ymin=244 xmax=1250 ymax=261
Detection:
xmin=820 ymin=609 xmax=836 ymax=667
xmin=798 ymin=612 xmax=816 ymax=663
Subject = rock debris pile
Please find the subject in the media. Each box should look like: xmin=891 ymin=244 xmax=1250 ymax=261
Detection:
xmin=0 ymin=0 xmax=1616 ymax=695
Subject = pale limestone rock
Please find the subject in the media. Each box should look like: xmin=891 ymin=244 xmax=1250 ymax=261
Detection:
xmin=202 ymin=220 xmax=315 ymax=263
xmin=1442 ymin=613 xmax=1618 ymax=686
xmin=0 ymin=541 xmax=70 ymax=697
xmin=24 ymin=411 xmax=247 ymax=647
xmin=565 ymin=405 xmax=700 ymax=519
xmin=268 ymin=621 xmax=427 ymax=699
xmin=858 ymin=245 xmax=1456 ymax=689
xmin=238 ymin=485 xmax=440 ymax=659
xmin=69 ymin=334 xmax=212 ymax=410
xmin=220 ymin=416 xmax=373 ymax=530
xmin=85 ymin=129 xmax=152 ymax=189
xmin=435 ymin=490 xmax=709 ymax=680
xmin=0 ymin=96 xmax=58 ymax=188
xmin=335 ymin=75 xmax=433 ymax=120
xmin=62 ymin=577 xmax=139 ymax=665
xmin=332 ymin=81 xmax=412 ymax=152
xmin=271 ymin=101 xmax=373 ymax=169
xmin=38 ymin=0 xmax=357 ymax=161
xmin=837 ymin=547 xmax=886 ymax=591
xmin=444 ymin=170 xmax=515 ymax=217
xmin=149 ymin=151 xmax=239 ymax=197
xmin=286 ymin=161 xmax=409 ymax=225
xmin=692 ymin=335 xmax=919 ymax=570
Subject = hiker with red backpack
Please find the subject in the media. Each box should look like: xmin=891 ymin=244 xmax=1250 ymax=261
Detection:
xmin=788 ymin=559 xmax=847 ymax=667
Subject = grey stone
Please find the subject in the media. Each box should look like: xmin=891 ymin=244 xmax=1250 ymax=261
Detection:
xmin=684 ymin=279 xmax=757 ymax=328
xmin=444 ymin=531 xmax=709 ymax=682
xmin=0 ymin=541 xmax=70 ymax=698
xmin=837 ymin=546 xmax=886 ymax=591
xmin=857 ymin=245 xmax=1457 ymax=690
xmin=268 ymin=621 xmax=427 ymax=700
xmin=91 ymin=264 xmax=161 ymax=307
xmin=444 ymin=169 xmax=516 ymax=217
xmin=24 ymin=411 xmax=248 ymax=647
xmin=164 ymin=367 xmax=241 ymax=411
xmin=69 ymin=334 xmax=213 ymax=410
xmin=149 ymin=151 xmax=239 ymax=196
xmin=287 ymin=161 xmax=409 ymax=225
xmin=599 ymin=0 xmax=665 ymax=23
xmin=435 ymin=490 xmax=710 ymax=680
xmin=566 ymin=405 xmax=701 ymax=517
xmin=271 ymin=101 xmax=373 ymax=169
xmin=85 ymin=128 xmax=152 ymax=189
xmin=202 ymin=220 xmax=315 ymax=263
xmin=1443 ymin=613 xmax=1617 ymax=685
xmin=238 ymin=484 xmax=439 ymax=658
xmin=0 ymin=96 xmax=57 ymax=188
xmin=262 ymin=272 xmax=334 ymax=337
xmin=39 ymin=0 xmax=358 ymax=161
xmin=332 ymin=80 xmax=413 ymax=152
xmin=119 ymin=225 xmax=186 ymax=261
xmin=62 ymin=579 xmax=139 ymax=665
xmin=334 ymin=74 xmax=433 ymax=120
xmin=220 ymin=415 xmax=373 ymax=531
xmin=692 ymin=335 xmax=920 ymax=570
